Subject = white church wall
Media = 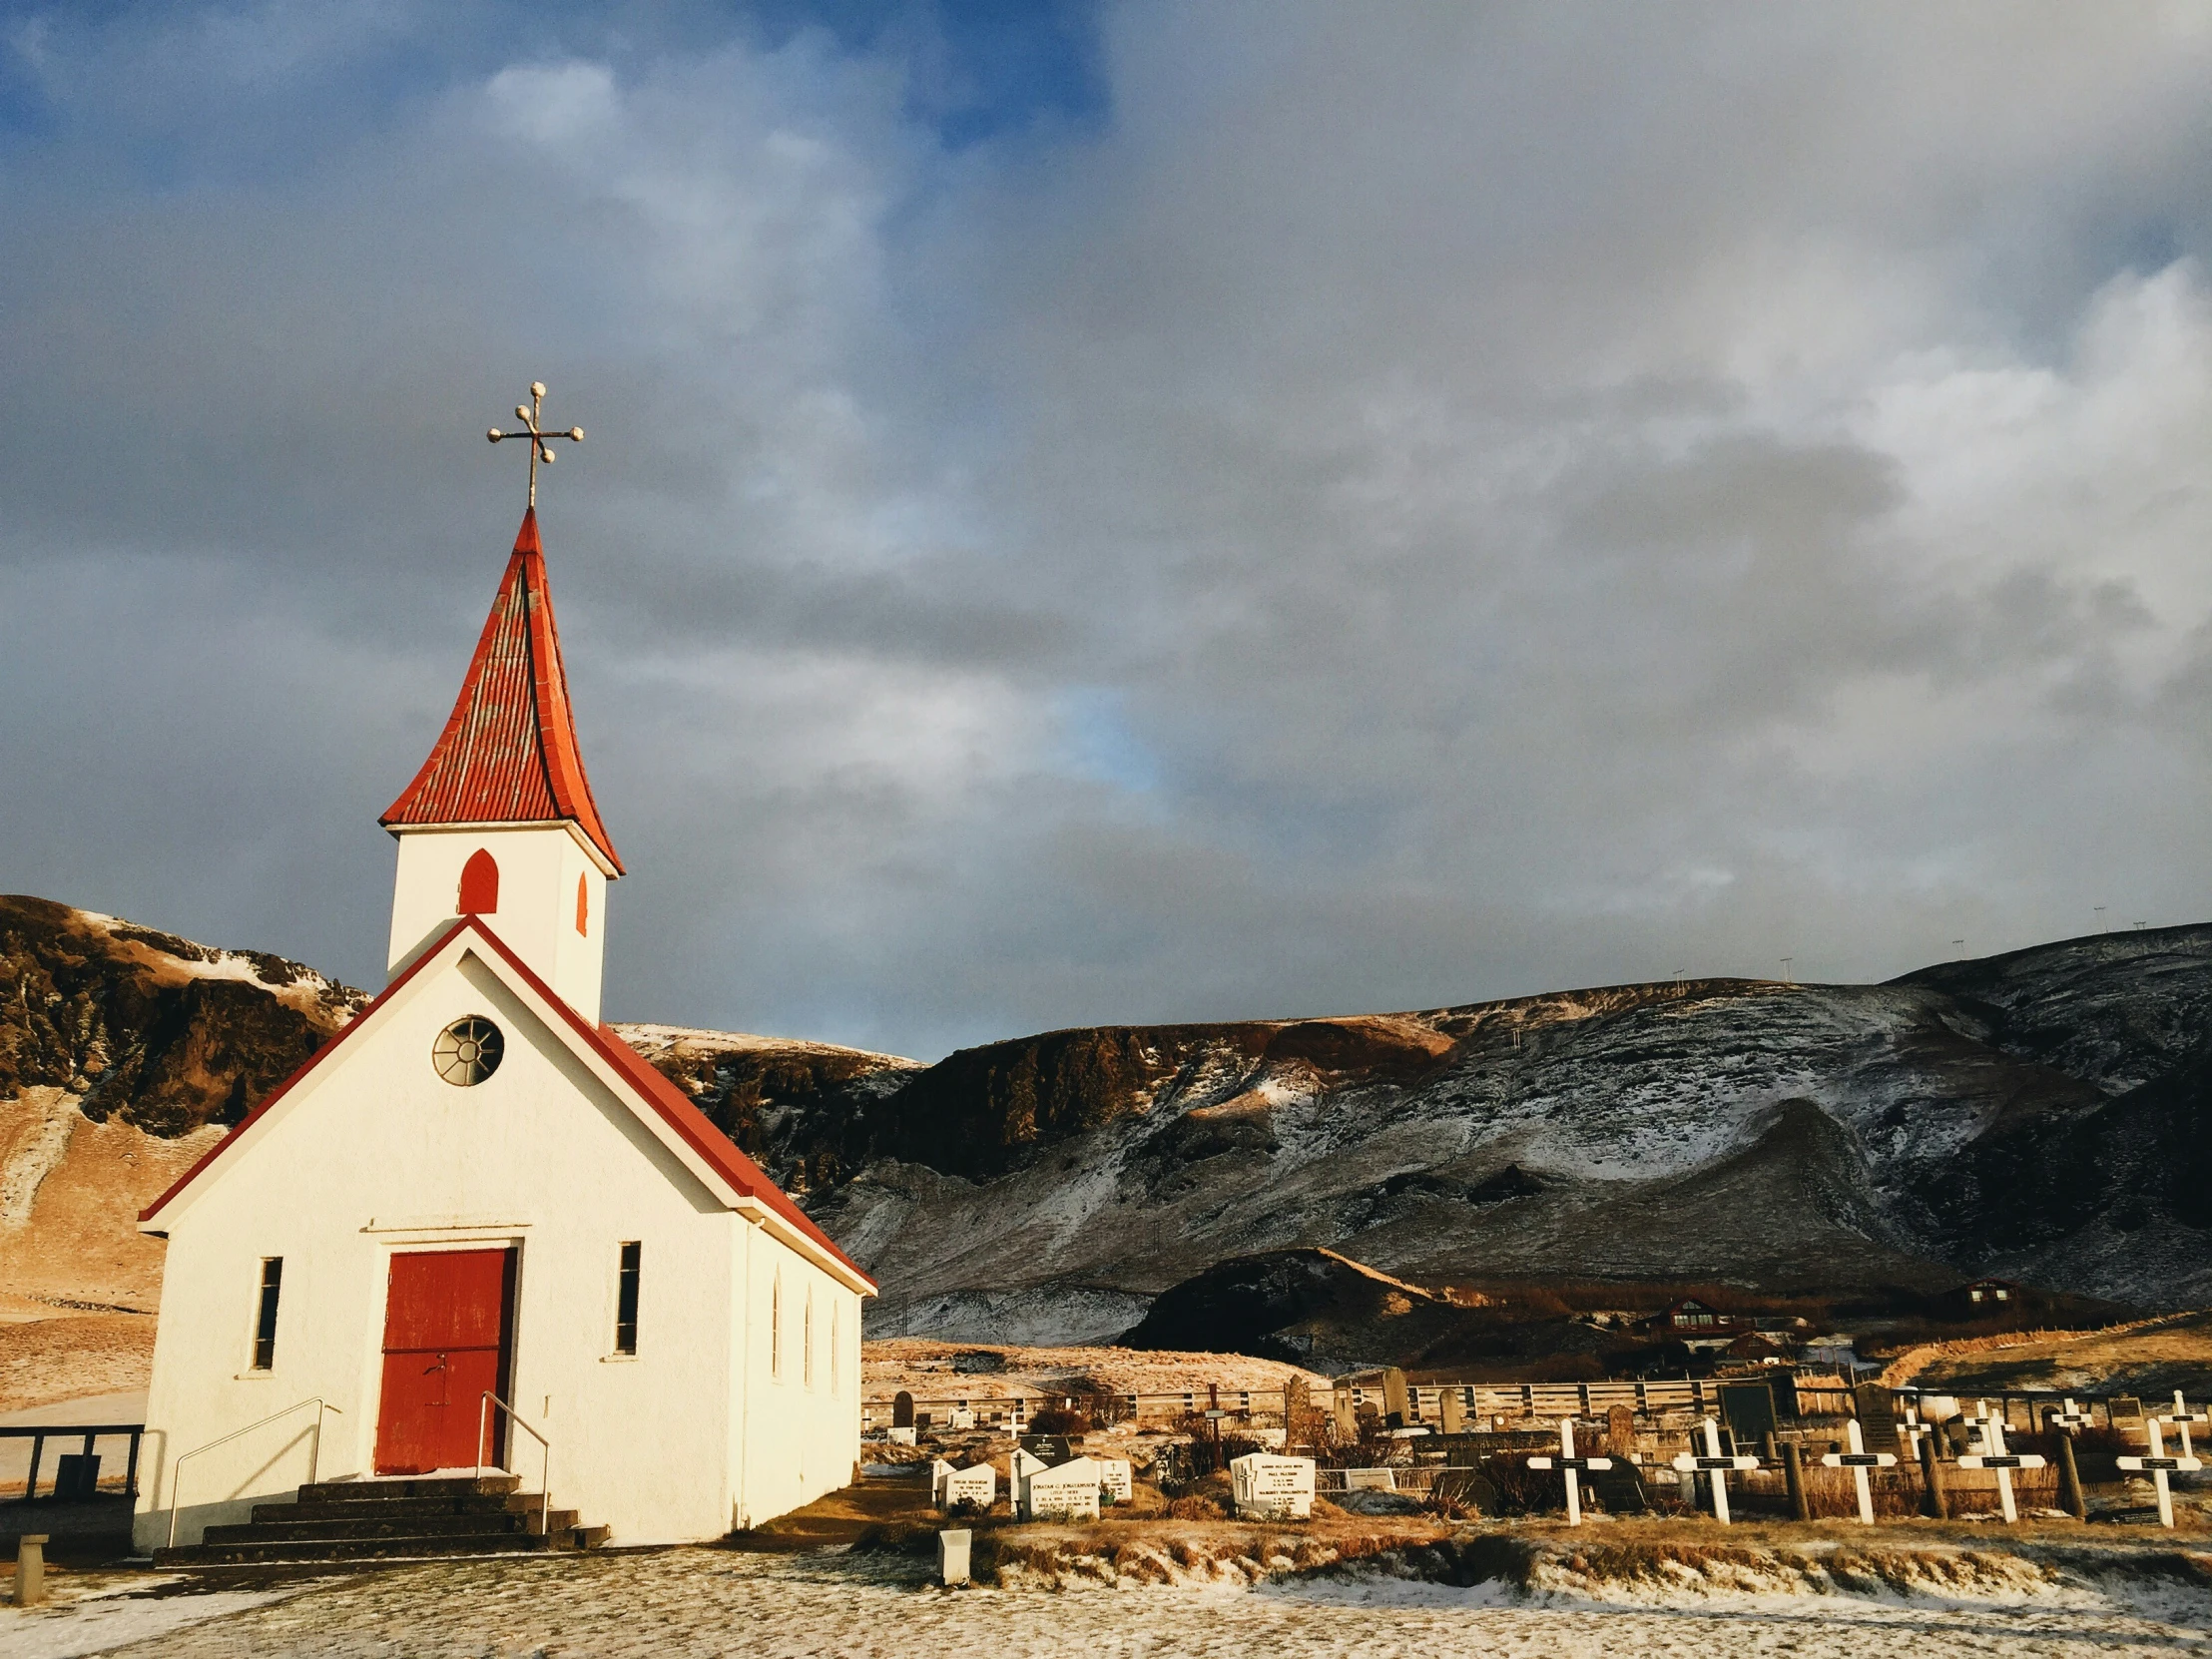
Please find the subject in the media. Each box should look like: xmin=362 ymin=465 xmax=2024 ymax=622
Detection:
xmin=387 ymin=826 xmax=608 ymax=1020
xmin=732 ymin=1218 xmax=865 ymax=1530
xmin=136 ymin=947 xmax=749 ymax=1550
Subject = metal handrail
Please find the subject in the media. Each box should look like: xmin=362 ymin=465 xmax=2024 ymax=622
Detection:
xmin=167 ymin=1397 xmax=341 ymax=1550
xmin=474 ymin=1391 xmax=551 ymax=1539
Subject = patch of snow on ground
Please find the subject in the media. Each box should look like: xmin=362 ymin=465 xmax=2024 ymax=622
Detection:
xmin=0 ymin=1581 xmax=313 ymax=1659
xmin=41 ymin=1548 xmax=2212 ymax=1659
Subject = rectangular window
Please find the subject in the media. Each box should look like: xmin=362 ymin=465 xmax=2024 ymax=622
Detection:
xmin=252 ymin=1258 xmax=282 ymax=1371
xmin=614 ymin=1242 xmax=642 ymax=1356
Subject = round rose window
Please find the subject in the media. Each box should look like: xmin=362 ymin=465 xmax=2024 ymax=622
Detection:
xmin=432 ymin=1016 xmax=504 ymax=1086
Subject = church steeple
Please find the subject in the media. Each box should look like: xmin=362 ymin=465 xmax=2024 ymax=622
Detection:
xmin=379 ymin=508 xmax=622 ymax=872
xmin=381 ymin=386 xmax=619 ymax=1019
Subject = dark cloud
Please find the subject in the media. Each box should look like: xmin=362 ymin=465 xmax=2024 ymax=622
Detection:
xmin=7 ymin=2 xmax=2212 ymax=1057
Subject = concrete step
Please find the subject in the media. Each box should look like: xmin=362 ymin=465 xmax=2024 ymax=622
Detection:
xmin=200 ymin=1508 xmax=581 ymax=1547
xmin=296 ymin=1474 xmax=519 ymax=1503
xmin=251 ymin=1493 xmax=552 ymax=1524
xmin=154 ymin=1531 xmax=565 ymax=1567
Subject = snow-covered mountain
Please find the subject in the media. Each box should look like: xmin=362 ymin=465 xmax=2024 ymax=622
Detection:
xmin=801 ymin=926 xmax=2212 ymax=1339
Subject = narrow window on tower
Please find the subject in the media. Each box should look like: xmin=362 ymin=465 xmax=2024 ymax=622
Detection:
xmin=458 ymin=848 xmax=499 ymax=914
xmin=830 ymin=1295 xmax=839 ymax=1394
xmin=805 ymin=1284 xmax=816 ymax=1387
xmin=614 ymin=1242 xmax=641 ymax=1356
xmin=771 ymin=1269 xmax=783 ymax=1380
xmin=251 ymin=1258 xmax=283 ymax=1371
xmin=576 ymin=873 xmax=590 ymax=936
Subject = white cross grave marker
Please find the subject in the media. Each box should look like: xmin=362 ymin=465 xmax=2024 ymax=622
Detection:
xmin=1954 ymin=1402 xmax=2044 ymax=1522
xmin=2157 ymin=1391 xmax=2206 ymax=1462
xmin=1526 ymin=1418 xmax=1612 ymax=1525
xmin=1820 ymin=1417 xmax=1899 ymax=1524
xmin=1670 ymin=1415 xmax=1759 ymax=1524
xmin=2117 ymin=1415 xmax=2203 ymax=1529
xmin=2049 ymin=1397 xmax=2094 ymax=1433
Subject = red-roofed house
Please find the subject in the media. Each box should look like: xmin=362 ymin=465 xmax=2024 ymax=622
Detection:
xmin=134 ymin=506 xmax=874 ymax=1553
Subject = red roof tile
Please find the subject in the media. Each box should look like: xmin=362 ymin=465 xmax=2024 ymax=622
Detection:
xmin=381 ymin=509 xmax=623 ymax=872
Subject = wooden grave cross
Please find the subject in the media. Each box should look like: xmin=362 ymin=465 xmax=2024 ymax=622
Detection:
xmin=1954 ymin=1402 xmax=2044 ymax=1522
xmin=1670 ymin=1415 xmax=1759 ymax=1524
xmin=2117 ymin=1415 xmax=2203 ymax=1529
xmin=1526 ymin=1418 xmax=1612 ymax=1526
xmin=1819 ymin=1416 xmax=1899 ymax=1524
xmin=2048 ymin=1397 xmax=2094 ymax=1433
xmin=1899 ymin=1402 xmax=1928 ymax=1452
xmin=2157 ymin=1390 xmax=2205 ymax=1462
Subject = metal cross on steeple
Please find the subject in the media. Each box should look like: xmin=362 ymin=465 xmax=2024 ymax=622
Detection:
xmin=486 ymin=381 xmax=584 ymax=509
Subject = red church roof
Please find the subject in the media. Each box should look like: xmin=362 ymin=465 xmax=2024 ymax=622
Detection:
xmin=381 ymin=509 xmax=623 ymax=873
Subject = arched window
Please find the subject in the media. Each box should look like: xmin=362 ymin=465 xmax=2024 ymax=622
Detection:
xmin=575 ymin=873 xmax=589 ymax=936
xmin=458 ymin=848 xmax=499 ymax=914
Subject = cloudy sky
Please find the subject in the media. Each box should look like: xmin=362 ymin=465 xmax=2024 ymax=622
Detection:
xmin=6 ymin=2 xmax=2212 ymax=1058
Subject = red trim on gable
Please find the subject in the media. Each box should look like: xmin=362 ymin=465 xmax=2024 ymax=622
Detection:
xmin=139 ymin=919 xmax=473 ymax=1223
xmin=586 ymin=1020 xmax=875 ymax=1288
xmin=380 ymin=509 xmax=624 ymax=872
xmin=139 ymin=917 xmax=876 ymax=1292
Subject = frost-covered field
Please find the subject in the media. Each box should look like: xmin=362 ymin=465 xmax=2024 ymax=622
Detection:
xmin=5 ymin=1547 xmax=2209 ymax=1659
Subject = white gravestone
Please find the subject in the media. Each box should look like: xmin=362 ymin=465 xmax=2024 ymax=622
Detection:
xmin=940 ymin=1463 xmax=996 ymax=1510
xmin=886 ymin=1426 xmax=916 ymax=1446
xmin=947 ymin=1408 xmax=976 ymax=1430
xmin=937 ymin=1528 xmax=970 ymax=1586
xmin=1954 ymin=1402 xmax=2045 ymax=1523
xmin=929 ymin=1458 xmax=956 ymax=1506
xmin=1230 ymin=1453 xmax=1316 ymax=1520
xmin=1342 ymin=1467 xmax=1396 ymax=1491
xmin=1819 ymin=1417 xmax=1898 ymax=1524
xmin=1527 ymin=1418 xmax=1612 ymax=1526
xmin=1670 ymin=1415 xmax=1759 ymax=1524
xmin=2118 ymin=1417 xmax=2203 ymax=1529
xmin=1021 ymin=1457 xmax=1102 ymax=1522
xmin=1096 ymin=1457 xmax=1133 ymax=1504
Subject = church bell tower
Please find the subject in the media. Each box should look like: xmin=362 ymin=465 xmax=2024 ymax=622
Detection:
xmin=379 ymin=384 xmax=621 ymax=1020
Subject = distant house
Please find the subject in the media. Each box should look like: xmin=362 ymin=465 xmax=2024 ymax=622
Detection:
xmin=1953 ymin=1278 xmax=2020 ymax=1312
xmin=1802 ymin=1335 xmax=1858 ymax=1368
xmin=1648 ymin=1298 xmax=1742 ymax=1334
xmin=1722 ymin=1331 xmax=1789 ymax=1366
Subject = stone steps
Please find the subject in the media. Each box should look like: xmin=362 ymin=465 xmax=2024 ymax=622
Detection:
xmin=155 ymin=1473 xmax=609 ymax=1567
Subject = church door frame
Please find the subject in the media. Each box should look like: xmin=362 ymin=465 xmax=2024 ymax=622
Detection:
xmin=372 ymin=1246 xmax=519 ymax=1476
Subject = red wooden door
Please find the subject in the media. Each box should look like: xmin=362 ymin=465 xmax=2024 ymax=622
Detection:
xmin=374 ymin=1249 xmax=516 ymax=1475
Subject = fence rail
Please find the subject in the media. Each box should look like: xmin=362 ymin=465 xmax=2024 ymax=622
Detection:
xmin=864 ymin=1379 xmax=2171 ymax=1437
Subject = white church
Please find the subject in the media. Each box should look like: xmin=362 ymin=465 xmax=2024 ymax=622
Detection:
xmin=134 ymin=473 xmax=875 ymax=1550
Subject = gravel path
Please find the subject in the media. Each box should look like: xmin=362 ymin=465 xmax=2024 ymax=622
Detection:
xmin=5 ymin=1548 xmax=2209 ymax=1659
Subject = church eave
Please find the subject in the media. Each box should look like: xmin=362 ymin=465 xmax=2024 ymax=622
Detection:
xmin=380 ymin=817 xmax=622 ymax=879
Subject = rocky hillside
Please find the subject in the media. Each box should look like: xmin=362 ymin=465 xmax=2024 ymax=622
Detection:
xmin=810 ymin=926 xmax=2212 ymax=1340
xmin=0 ymin=894 xmax=366 ymax=1137
xmin=4 ymin=895 xmax=2208 ymax=1358
xmin=0 ymin=895 xmax=368 ymax=1321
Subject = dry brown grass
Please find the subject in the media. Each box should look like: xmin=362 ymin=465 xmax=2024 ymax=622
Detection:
xmin=0 ymin=1312 xmax=153 ymax=1414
